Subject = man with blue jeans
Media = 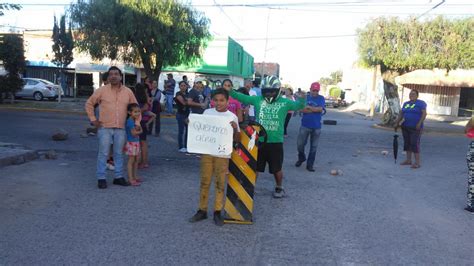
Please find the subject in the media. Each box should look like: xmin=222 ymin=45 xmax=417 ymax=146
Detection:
xmin=164 ymin=73 xmax=176 ymax=114
xmin=85 ymin=66 xmax=139 ymax=189
xmin=295 ymin=82 xmax=325 ymax=172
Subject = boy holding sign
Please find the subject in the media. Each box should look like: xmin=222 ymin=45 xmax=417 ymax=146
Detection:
xmin=189 ymin=88 xmax=240 ymax=226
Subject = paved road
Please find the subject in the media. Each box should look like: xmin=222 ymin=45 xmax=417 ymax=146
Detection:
xmin=0 ymin=109 xmax=472 ymax=265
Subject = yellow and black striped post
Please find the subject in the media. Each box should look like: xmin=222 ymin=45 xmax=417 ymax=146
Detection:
xmin=224 ymin=123 xmax=264 ymax=224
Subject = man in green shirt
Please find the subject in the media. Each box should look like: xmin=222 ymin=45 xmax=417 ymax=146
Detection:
xmin=225 ymin=76 xmax=305 ymax=198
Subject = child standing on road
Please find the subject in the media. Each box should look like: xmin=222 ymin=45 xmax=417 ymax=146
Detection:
xmin=125 ymin=103 xmax=143 ymax=186
xmin=189 ymin=88 xmax=241 ymax=226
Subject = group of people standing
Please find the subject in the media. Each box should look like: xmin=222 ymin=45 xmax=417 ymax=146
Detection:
xmin=85 ymin=65 xmax=473 ymax=224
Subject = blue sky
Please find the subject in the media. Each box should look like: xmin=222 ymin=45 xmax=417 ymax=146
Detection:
xmin=1 ymin=0 xmax=473 ymax=88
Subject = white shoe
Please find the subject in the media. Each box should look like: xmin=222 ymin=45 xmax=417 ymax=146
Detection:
xmin=179 ymin=148 xmax=187 ymax=153
xmin=106 ymin=163 xmax=115 ymax=171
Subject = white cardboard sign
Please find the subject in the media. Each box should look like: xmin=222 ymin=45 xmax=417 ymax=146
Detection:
xmin=187 ymin=114 xmax=233 ymax=156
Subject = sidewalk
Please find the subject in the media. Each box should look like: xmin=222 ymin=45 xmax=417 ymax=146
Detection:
xmin=349 ymin=108 xmax=466 ymax=135
xmin=0 ymin=98 xmax=87 ymax=114
xmin=0 ymin=99 xmax=176 ymax=118
xmin=0 ymin=142 xmax=38 ymax=168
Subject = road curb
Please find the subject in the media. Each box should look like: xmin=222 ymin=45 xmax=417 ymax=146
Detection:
xmin=0 ymin=106 xmax=86 ymax=115
xmin=0 ymin=143 xmax=39 ymax=168
xmin=0 ymin=106 xmax=176 ymax=119
xmin=371 ymin=124 xmax=464 ymax=136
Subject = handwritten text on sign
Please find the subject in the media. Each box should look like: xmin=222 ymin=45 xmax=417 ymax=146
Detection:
xmin=187 ymin=114 xmax=233 ymax=156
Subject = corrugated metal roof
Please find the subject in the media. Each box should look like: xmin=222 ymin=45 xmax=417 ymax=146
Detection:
xmin=396 ymin=69 xmax=474 ymax=88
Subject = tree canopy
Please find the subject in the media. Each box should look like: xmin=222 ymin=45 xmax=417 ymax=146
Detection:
xmin=319 ymin=70 xmax=342 ymax=87
xmin=0 ymin=34 xmax=25 ymax=103
xmin=357 ymin=16 xmax=474 ymax=125
xmin=69 ymin=0 xmax=211 ymax=81
xmin=0 ymin=3 xmax=21 ymax=16
xmin=52 ymin=15 xmax=74 ymax=69
xmin=357 ymin=16 xmax=474 ymax=74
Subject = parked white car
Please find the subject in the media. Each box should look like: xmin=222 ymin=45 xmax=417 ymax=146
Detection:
xmin=16 ymin=78 xmax=64 ymax=101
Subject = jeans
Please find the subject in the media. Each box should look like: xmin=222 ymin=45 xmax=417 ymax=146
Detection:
xmin=297 ymin=126 xmax=321 ymax=168
xmin=176 ymin=113 xmax=188 ymax=149
xmin=96 ymin=128 xmax=126 ymax=180
xmin=199 ymin=155 xmax=229 ymax=211
xmin=165 ymin=94 xmax=174 ymax=114
xmin=284 ymin=113 xmax=292 ymax=135
xmin=151 ymin=100 xmax=161 ymax=135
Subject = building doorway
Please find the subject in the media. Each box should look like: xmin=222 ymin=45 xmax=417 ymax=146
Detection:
xmin=459 ymin=87 xmax=474 ymax=117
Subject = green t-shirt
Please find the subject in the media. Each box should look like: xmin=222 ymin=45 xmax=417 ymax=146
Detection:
xmin=230 ymin=90 xmax=305 ymax=143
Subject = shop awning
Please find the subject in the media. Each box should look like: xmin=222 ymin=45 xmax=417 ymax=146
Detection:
xmin=396 ymin=69 xmax=474 ymax=88
xmin=75 ymin=63 xmax=136 ymax=75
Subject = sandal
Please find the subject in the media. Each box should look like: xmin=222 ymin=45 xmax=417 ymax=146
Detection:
xmin=136 ymin=177 xmax=143 ymax=183
xmin=411 ymin=164 xmax=420 ymax=169
xmin=130 ymin=180 xmax=141 ymax=186
xmin=138 ymin=164 xmax=149 ymax=169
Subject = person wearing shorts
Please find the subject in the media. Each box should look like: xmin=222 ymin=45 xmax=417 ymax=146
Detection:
xmin=257 ymin=143 xmax=284 ymax=175
xmin=125 ymin=103 xmax=142 ymax=186
xmin=227 ymin=76 xmax=305 ymax=198
xmin=395 ymin=89 xmax=427 ymax=169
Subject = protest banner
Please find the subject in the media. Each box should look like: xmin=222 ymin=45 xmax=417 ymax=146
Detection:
xmin=187 ymin=114 xmax=233 ymax=156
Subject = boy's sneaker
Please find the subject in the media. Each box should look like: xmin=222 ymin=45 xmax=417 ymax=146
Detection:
xmin=107 ymin=159 xmax=115 ymax=171
xmin=272 ymin=187 xmax=285 ymax=198
xmin=307 ymin=166 xmax=315 ymax=172
xmin=106 ymin=163 xmax=115 ymax=171
xmin=179 ymin=148 xmax=187 ymax=153
xmin=98 ymin=179 xmax=107 ymax=189
xmin=464 ymin=206 xmax=474 ymax=213
xmin=189 ymin=210 xmax=207 ymax=223
xmin=113 ymin=178 xmax=130 ymax=186
xmin=295 ymin=160 xmax=305 ymax=167
xmin=213 ymin=211 xmax=224 ymax=226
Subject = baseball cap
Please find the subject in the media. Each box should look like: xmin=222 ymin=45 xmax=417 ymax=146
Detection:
xmin=194 ymin=77 xmax=204 ymax=83
xmin=310 ymin=82 xmax=320 ymax=91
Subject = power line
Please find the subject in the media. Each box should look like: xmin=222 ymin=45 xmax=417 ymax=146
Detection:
xmin=16 ymin=2 xmax=473 ymax=7
xmin=417 ymin=0 xmax=446 ymax=19
xmin=14 ymin=2 xmax=472 ymax=15
xmin=213 ymin=0 xmax=243 ymax=32
xmin=215 ymin=34 xmax=357 ymax=41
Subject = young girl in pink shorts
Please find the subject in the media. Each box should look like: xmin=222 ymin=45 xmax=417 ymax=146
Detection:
xmin=125 ymin=103 xmax=143 ymax=186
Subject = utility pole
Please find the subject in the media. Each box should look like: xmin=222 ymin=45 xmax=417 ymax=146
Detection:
xmin=261 ymin=9 xmax=271 ymax=80
xmin=369 ymin=65 xmax=380 ymax=117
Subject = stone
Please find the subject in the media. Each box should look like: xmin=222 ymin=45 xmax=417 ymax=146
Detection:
xmin=52 ymin=129 xmax=68 ymax=141
xmin=381 ymin=151 xmax=389 ymax=156
xmin=330 ymin=169 xmax=339 ymax=176
xmin=44 ymin=150 xmax=58 ymax=160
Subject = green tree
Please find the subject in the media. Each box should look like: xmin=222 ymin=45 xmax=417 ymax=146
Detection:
xmin=329 ymin=70 xmax=343 ymax=84
xmin=357 ymin=16 xmax=474 ymax=125
xmin=69 ymin=0 xmax=211 ymax=81
xmin=52 ymin=15 xmax=74 ymax=102
xmin=319 ymin=70 xmax=342 ymax=86
xmin=0 ymin=34 xmax=26 ymax=103
xmin=0 ymin=3 xmax=21 ymax=16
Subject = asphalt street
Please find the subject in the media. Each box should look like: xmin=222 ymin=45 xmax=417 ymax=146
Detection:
xmin=0 ymin=109 xmax=472 ymax=265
